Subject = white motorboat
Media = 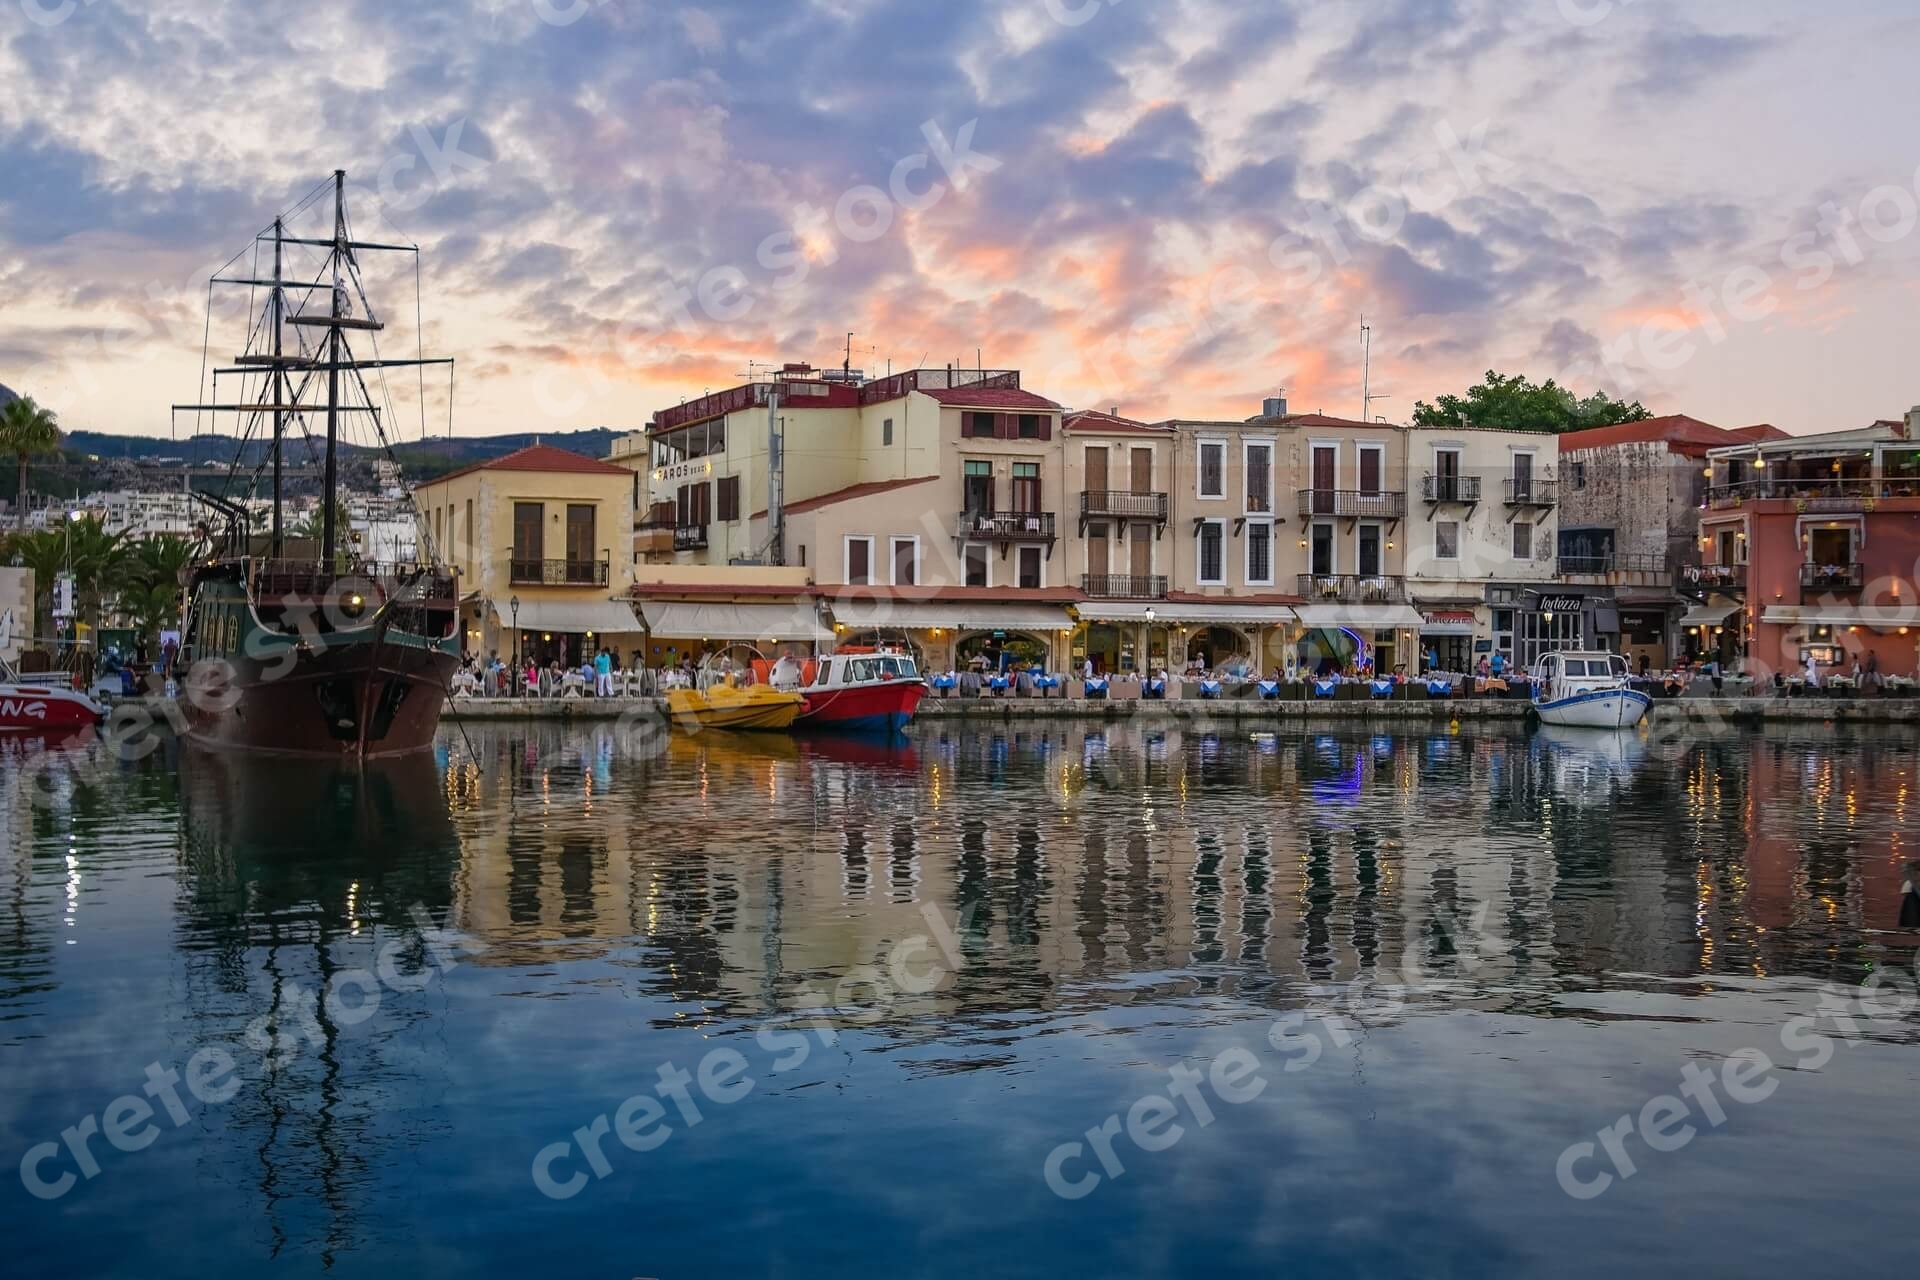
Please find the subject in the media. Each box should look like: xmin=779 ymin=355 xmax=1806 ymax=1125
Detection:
xmin=1529 ymin=651 xmax=1651 ymax=729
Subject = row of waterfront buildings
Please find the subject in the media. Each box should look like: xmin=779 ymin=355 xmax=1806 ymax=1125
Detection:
xmin=408 ymin=362 xmax=1920 ymax=681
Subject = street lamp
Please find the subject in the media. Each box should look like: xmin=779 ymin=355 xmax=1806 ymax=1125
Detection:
xmin=510 ymin=594 xmax=521 ymax=679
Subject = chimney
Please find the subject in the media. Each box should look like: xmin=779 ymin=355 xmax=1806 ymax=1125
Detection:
xmin=1261 ymin=393 xmax=1288 ymax=419
xmin=1110 ymin=406 xmax=1119 ymax=417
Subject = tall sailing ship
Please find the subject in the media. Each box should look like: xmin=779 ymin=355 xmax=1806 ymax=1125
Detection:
xmin=173 ymin=171 xmax=460 ymax=759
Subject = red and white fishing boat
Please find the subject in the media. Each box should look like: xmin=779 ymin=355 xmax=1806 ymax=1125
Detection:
xmin=787 ymin=647 xmax=926 ymax=735
xmin=0 ymin=613 xmax=106 ymax=732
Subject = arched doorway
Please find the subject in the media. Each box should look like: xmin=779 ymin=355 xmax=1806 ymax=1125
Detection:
xmin=957 ymin=630 xmax=1049 ymax=673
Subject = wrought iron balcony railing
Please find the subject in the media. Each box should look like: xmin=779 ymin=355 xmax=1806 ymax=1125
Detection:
xmin=509 ymin=557 xmax=611 ymax=586
xmin=1296 ymin=489 xmax=1407 ymax=519
xmin=1080 ymin=490 xmax=1170 ymax=523
xmin=1503 ymin=478 xmax=1558 ymax=506
xmin=1297 ymin=573 xmax=1407 ymax=604
xmin=1800 ymin=562 xmax=1864 ymax=592
xmin=957 ymin=510 xmax=1057 ymax=542
xmin=1420 ymin=475 xmax=1482 ymax=503
xmin=1081 ymin=574 xmax=1168 ymax=600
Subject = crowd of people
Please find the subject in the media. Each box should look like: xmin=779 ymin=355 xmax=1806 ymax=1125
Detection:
xmin=452 ymin=647 xmax=647 ymax=698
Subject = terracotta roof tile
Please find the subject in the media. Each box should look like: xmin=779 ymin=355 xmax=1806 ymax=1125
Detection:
xmin=923 ymin=387 xmax=1062 ymax=410
xmin=755 ymin=475 xmax=941 ymax=519
xmin=423 ymin=443 xmax=633 ymax=486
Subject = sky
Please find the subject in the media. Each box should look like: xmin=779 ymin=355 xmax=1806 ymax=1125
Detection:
xmin=2 ymin=0 xmax=1918 ymax=441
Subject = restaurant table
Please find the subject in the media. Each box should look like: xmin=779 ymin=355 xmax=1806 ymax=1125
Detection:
xmin=1084 ymin=678 xmax=1109 ymax=700
xmin=1256 ymin=680 xmax=1280 ymax=701
xmin=1370 ymin=680 xmax=1395 ymax=699
xmin=1198 ymin=679 xmax=1223 ymax=699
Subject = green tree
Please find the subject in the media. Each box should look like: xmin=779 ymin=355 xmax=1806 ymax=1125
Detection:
xmin=1411 ymin=371 xmax=1652 ymax=433
xmin=3 ymin=529 xmax=67 ymax=627
xmin=120 ymin=534 xmax=198 ymax=644
xmin=0 ymin=397 xmax=63 ymax=529
xmin=61 ymin=516 xmax=132 ymax=642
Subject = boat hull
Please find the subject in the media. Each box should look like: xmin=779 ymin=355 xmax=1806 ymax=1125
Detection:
xmin=0 ymin=682 xmax=105 ymax=732
xmin=180 ymin=630 xmax=457 ymax=759
xmin=1534 ymin=688 xmax=1651 ymax=729
xmin=796 ymin=680 xmax=926 ymax=734
xmin=667 ymin=685 xmax=804 ymax=732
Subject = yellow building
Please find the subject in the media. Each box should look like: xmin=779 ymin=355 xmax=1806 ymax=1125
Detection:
xmin=410 ymin=444 xmax=643 ymax=666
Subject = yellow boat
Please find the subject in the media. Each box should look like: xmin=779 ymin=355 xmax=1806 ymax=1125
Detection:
xmin=666 ymin=681 xmax=803 ymax=732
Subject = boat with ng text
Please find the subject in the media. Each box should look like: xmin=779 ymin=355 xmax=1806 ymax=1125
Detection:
xmin=792 ymin=647 xmax=926 ymax=734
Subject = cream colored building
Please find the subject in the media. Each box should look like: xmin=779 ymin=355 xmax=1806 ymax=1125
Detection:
xmin=609 ymin=368 xmax=1080 ymax=672
xmin=410 ymin=443 xmax=642 ymax=664
xmin=1403 ymin=427 xmax=1561 ymax=672
xmin=0 ymin=567 xmax=33 ymax=662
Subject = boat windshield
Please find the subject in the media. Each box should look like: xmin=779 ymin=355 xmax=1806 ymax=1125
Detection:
xmin=848 ymin=657 xmax=882 ymax=682
xmin=879 ymin=656 xmax=918 ymax=680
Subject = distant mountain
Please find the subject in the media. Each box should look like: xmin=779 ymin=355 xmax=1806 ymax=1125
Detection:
xmin=61 ymin=428 xmax=633 ymax=480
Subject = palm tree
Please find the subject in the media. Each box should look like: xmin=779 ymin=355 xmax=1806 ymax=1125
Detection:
xmin=5 ymin=528 xmax=67 ymax=628
xmin=59 ymin=516 xmax=130 ymax=644
xmin=0 ymin=397 xmax=62 ymax=530
xmin=120 ymin=533 xmax=197 ymax=644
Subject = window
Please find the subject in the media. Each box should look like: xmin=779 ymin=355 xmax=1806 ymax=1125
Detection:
xmin=676 ymin=481 xmax=710 ymax=529
xmin=717 ymin=474 xmax=741 ymax=522
xmin=1432 ymin=449 xmax=1462 ymax=502
xmin=966 ymin=412 xmax=995 ymax=438
xmin=1512 ymin=520 xmax=1533 ymax=560
xmin=845 ymin=536 xmax=874 ymax=585
xmin=565 ymin=504 xmax=596 ymax=569
xmin=1246 ymin=521 xmax=1273 ymax=585
xmin=891 ymin=536 xmax=919 ymax=586
xmin=1087 ymin=522 xmax=1109 ymax=577
xmin=882 ymin=418 xmax=894 ymax=447
xmin=1493 ymin=610 xmax=1515 ymax=663
xmin=1511 ymin=451 xmax=1535 ymax=502
xmin=513 ymin=502 xmax=543 ymax=560
xmin=1017 ymin=546 xmax=1043 ymax=589
xmin=1018 ymin=413 xmax=1041 ymax=439
xmin=1245 ymin=442 xmax=1272 ymax=513
xmin=1522 ymin=609 xmax=1584 ymax=668
xmin=1357 ymin=523 xmax=1381 ymax=577
xmin=963 ymin=460 xmax=994 ymax=514
xmin=1011 ymin=462 xmax=1041 ymax=512
xmin=1569 ymin=460 xmax=1586 ymax=490
xmin=964 ymin=544 xmax=989 ymax=587
xmin=1198 ymin=441 xmax=1225 ymax=498
xmin=1310 ymin=523 xmax=1335 ymax=576
xmin=1359 ymin=444 xmax=1384 ymax=495
xmin=1197 ymin=520 xmax=1225 ymax=584
xmin=1308 ymin=443 xmax=1337 ymax=514
xmin=1435 ymin=520 xmax=1460 ymax=560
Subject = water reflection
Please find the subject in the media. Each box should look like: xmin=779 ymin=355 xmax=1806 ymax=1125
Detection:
xmin=5 ymin=720 xmax=1919 ymax=1274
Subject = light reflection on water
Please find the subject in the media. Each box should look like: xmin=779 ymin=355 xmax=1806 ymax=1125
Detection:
xmin=2 ymin=721 xmax=1918 ymax=1277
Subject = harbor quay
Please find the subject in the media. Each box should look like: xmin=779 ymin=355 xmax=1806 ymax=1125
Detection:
xmin=433 ymin=693 xmax=1920 ymax=725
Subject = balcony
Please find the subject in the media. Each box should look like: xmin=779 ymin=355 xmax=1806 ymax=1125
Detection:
xmin=1504 ymin=477 xmax=1558 ymax=507
xmin=1708 ymin=478 xmax=1902 ymax=512
xmin=1080 ymin=490 xmax=1170 ymax=525
xmin=1557 ymin=553 xmax=1667 ymax=587
xmin=1295 ymin=489 xmax=1407 ymax=519
xmin=509 ymin=557 xmax=610 ymax=587
xmin=1801 ymin=562 xmax=1864 ymax=592
xmin=957 ymin=510 xmax=1057 ymax=544
xmin=1298 ymin=573 xmax=1407 ymax=604
xmin=673 ymin=525 xmax=709 ymax=552
xmin=1675 ymin=563 xmax=1747 ymax=596
xmin=1420 ymin=475 xmax=1483 ymax=504
xmin=1081 ymin=574 xmax=1168 ymax=600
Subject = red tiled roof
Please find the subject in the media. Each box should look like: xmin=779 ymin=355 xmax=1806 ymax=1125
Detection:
xmin=1557 ymin=414 xmax=1757 ymax=458
xmin=1063 ymin=409 xmax=1172 ymax=436
xmin=753 ymin=475 xmax=940 ymax=520
xmin=425 ymin=443 xmax=633 ymax=486
xmin=1729 ymin=423 xmax=1793 ymax=442
xmin=923 ymin=387 xmax=1062 ymax=411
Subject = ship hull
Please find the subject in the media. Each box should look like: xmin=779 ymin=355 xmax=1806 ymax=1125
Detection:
xmin=796 ymin=680 xmax=926 ymax=735
xmin=180 ymin=632 xmax=457 ymax=759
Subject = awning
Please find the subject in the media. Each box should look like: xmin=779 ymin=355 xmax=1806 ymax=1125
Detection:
xmin=638 ymin=600 xmax=834 ymax=642
xmin=496 ymin=597 xmax=646 ymax=635
xmin=1074 ymin=602 xmax=1296 ymax=626
xmin=1761 ymin=605 xmax=1909 ymax=629
xmin=825 ymin=600 xmax=1075 ymax=635
xmin=1677 ymin=599 xmax=1740 ymax=628
xmin=1419 ymin=609 xmax=1477 ymax=636
xmin=1295 ymin=604 xmax=1427 ymax=631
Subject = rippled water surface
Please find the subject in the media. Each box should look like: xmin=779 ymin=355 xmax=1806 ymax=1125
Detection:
xmin=3 ymin=721 xmax=1918 ymax=1277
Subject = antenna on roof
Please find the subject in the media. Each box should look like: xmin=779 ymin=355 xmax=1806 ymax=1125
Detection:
xmin=1360 ymin=320 xmax=1391 ymax=423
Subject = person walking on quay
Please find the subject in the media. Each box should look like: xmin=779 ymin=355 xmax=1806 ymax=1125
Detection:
xmin=594 ymin=648 xmax=614 ymax=698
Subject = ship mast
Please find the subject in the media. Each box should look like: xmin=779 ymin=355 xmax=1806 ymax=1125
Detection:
xmin=323 ymin=169 xmax=344 ymax=567
xmin=270 ymin=217 xmax=285 ymax=557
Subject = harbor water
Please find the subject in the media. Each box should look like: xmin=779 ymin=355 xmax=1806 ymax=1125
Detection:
xmin=3 ymin=721 xmax=1917 ymax=1277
